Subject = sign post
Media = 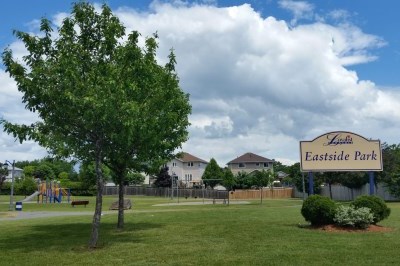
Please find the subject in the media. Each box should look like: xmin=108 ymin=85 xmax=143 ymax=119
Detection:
xmin=368 ymin=171 xmax=375 ymax=195
xmin=308 ymin=172 xmax=314 ymax=195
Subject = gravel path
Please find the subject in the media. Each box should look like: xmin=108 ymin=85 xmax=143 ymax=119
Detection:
xmin=0 ymin=210 xmax=116 ymax=221
xmin=153 ymin=200 xmax=250 ymax=206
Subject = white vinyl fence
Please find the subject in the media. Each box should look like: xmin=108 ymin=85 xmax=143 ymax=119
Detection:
xmin=294 ymin=183 xmax=399 ymax=201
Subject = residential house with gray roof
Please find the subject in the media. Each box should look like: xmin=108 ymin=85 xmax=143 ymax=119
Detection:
xmin=227 ymin=152 xmax=274 ymax=175
xmin=166 ymin=152 xmax=208 ymax=187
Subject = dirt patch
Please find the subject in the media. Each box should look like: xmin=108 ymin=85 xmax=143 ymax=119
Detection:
xmin=316 ymin=224 xmax=393 ymax=233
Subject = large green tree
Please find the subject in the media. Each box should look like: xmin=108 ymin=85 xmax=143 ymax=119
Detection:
xmin=379 ymin=143 xmax=400 ymax=197
xmin=101 ymin=30 xmax=190 ymax=229
xmin=1 ymin=2 xmax=190 ymax=247
xmin=1 ymin=3 xmax=121 ymax=247
xmin=202 ymin=158 xmax=223 ymax=189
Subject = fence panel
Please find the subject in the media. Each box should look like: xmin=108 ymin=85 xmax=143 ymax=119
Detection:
xmin=294 ymin=183 xmax=400 ymax=201
xmin=229 ymin=188 xmax=293 ymax=200
xmin=103 ymin=186 xmax=228 ymax=199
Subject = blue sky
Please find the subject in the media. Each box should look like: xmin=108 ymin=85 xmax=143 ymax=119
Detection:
xmin=1 ymin=0 xmax=400 ymax=166
xmin=1 ymin=0 xmax=399 ymax=86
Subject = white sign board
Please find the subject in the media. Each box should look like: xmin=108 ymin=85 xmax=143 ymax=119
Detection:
xmin=300 ymin=131 xmax=382 ymax=172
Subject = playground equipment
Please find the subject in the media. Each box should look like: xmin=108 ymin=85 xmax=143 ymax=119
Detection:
xmin=37 ymin=179 xmax=71 ymax=204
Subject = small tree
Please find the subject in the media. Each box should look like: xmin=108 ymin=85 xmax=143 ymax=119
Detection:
xmin=322 ymin=172 xmax=342 ymax=199
xmin=126 ymin=172 xmax=146 ymax=186
xmin=252 ymin=170 xmax=272 ymax=204
xmin=33 ymin=164 xmax=55 ymax=180
xmin=0 ymin=167 xmax=8 ymax=192
xmin=222 ymin=168 xmax=236 ymax=205
xmin=235 ymin=171 xmax=252 ymax=189
xmin=23 ymin=166 xmax=36 ymax=178
xmin=289 ymin=163 xmax=323 ymax=194
xmin=154 ymin=167 xmax=172 ymax=188
xmin=202 ymin=158 xmax=223 ymax=189
xmin=341 ymin=172 xmax=368 ymax=200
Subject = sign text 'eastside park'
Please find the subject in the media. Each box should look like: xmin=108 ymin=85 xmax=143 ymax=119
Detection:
xmin=300 ymin=131 xmax=383 ymax=172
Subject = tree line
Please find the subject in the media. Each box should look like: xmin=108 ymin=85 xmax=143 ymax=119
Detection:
xmin=153 ymin=142 xmax=400 ymax=201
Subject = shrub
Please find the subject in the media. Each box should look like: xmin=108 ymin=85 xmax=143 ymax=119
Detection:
xmin=334 ymin=205 xmax=374 ymax=229
xmin=301 ymin=195 xmax=336 ymax=225
xmin=351 ymin=195 xmax=391 ymax=224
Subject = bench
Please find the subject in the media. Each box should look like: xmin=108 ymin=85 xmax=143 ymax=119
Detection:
xmin=71 ymin=200 xmax=89 ymax=207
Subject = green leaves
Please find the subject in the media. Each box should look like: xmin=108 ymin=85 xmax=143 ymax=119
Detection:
xmin=2 ymin=2 xmax=191 ymax=236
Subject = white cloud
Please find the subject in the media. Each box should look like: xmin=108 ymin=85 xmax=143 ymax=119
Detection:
xmin=1 ymin=1 xmax=398 ymax=167
xmin=278 ymin=0 xmax=314 ymax=25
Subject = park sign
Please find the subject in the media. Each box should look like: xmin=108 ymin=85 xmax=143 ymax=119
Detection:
xmin=300 ymin=131 xmax=383 ymax=172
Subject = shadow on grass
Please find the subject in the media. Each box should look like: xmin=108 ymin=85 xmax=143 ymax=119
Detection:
xmin=0 ymin=221 xmax=164 ymax=252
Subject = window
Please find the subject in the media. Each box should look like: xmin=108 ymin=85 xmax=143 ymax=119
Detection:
xmin=185 ymin=174 xmax=193 ymax=181
xmin=238 ymin=163 xmax=246 ymax=168
xmin=255 ymin=163 xmax=260 ymax=167
xmin=263 ymin=163 xmax=269 ymax=168
xmin=187 ymin=162 xmax=194 ymax=167
xmin=172 ymin=162 xmax=177 ymax=167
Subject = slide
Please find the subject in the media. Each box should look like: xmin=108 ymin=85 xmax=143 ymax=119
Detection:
xmin=22 ymin=191 xmax=40 ymax=202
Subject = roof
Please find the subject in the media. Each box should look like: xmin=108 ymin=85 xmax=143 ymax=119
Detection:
xmin=176 ymin=152 xmax=208 ymax=164
xmin=4 ymin=165 xmax=23 ymax=171
xmin=227 ymin=152 xmax=274 ymax=164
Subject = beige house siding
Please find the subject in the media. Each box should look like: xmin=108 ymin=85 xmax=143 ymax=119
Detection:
xmin=228 ymin=162 xmax=273 ymax=175
xmin=167 ymin=153 xmax=208 ymax=187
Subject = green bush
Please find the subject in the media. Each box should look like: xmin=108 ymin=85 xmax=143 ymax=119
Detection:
xmin=15 ymin=177 xmax=37 ymax=196
xmin=301 ymin=195 xmax=336 ymax=225
xmin=334 ymin=205 xmax=374 ymax=229
xmin=351 ymin=195 xmax=391 ymax=224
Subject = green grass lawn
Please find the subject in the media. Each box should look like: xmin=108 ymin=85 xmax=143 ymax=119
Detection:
xmin=0 ymin=196 xmax=399 ymax=265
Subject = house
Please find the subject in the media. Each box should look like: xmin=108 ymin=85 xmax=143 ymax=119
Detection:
xmin=277 ymin=171 xmax=289 ymax=180
xmin=3 ymin=165 xmax=23 ymax=182
xmin=227 ymin=152 xmax=274 ymax=175
xmin=166 ymin=152 xmax=208 ymax=187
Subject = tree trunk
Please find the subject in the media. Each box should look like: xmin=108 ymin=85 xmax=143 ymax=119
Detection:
xmin=117 ymin=178 xmax=124 ymax=229
xmin=260 ymin=187 xmax=263 ymax=205
xmin=329 ymin=183 xmax=333 ymax=199
xmin=89 ymin=154 xmax=104 ymax=248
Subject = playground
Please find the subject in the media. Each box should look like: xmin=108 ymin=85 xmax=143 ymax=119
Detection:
xmin=1 ymin=195 xmax=400 ymax=265
xmin=30 ymin=179 xmax=71 ymax=204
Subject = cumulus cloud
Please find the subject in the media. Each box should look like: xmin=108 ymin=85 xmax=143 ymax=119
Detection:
xmin=278 ymin=0 xmax=314 ymax=25
xmin=1 ymin=1 xmax=398 ymax=166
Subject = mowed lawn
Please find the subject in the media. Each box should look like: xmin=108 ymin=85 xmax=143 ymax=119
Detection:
xmin=0 ymin=196 xmax=399 ymax=265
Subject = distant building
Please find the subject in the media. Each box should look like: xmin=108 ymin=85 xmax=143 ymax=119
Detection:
xmin=166 ymin=152 xmax=208 ymax=187
xmin=227 ymin=152 xmax=274 ymax=175
xmin=3 ymin=165 xmax=23 ymax=182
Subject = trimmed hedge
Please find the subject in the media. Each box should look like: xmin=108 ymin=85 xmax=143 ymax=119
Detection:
xmin=301 ymin=195 xmax=336 ymax=225
xmin=351 ymin=195 xmax=391 ymax=224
